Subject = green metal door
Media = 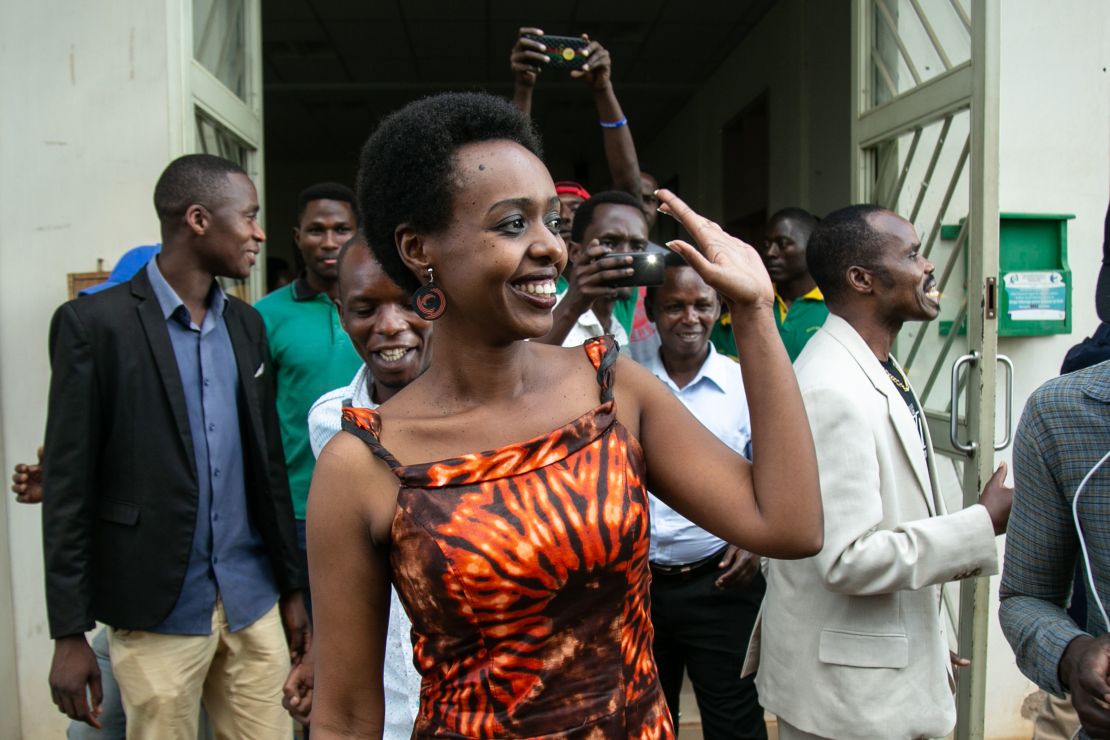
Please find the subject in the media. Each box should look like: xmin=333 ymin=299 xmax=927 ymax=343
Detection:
xmin=850 ymin=1 xmax=1003 ymax=738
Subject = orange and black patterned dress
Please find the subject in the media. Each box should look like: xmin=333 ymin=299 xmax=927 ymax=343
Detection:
xmin=342 ymin=336 xmax=674 ymax=739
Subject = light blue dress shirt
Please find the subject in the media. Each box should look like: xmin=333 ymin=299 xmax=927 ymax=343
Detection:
xmin=644 ymin=344 xmax=752 ymax=565
xmin=145 ymin=258 xmax=278 ymax=634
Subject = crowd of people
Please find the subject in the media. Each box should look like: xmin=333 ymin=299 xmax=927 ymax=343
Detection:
xmin=10 ymin=27 xmax=1109 ymax=740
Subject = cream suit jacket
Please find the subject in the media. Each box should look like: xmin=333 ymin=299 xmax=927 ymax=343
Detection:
xmin=746 ymin=314 xmax=999 ymax=740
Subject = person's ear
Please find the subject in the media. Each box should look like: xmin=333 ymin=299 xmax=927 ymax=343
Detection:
xmin=292 ymin=226 xmax=302 ymax=248
xmin=184 ymin=204 xmax=208 ymax=237
xmin=845 ymin=265 xmax=874 ymax=295
xmin=396 ymin=223 xmax=431 ymax=277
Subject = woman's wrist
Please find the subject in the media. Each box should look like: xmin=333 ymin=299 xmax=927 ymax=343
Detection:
xmin=725 ymin=300 xmax=778 ymax=340
xmin=725 ymin=297 xmax=775 ymax=319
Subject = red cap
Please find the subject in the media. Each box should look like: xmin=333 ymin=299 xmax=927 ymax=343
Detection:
xmin=555 ymin=181 xmax=591 ymax=201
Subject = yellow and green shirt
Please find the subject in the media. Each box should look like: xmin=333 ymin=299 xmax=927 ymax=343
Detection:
xmin=773 ymin=286 xmax=828 ymax=361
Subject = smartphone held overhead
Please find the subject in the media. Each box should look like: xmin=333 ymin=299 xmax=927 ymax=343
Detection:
xmin=525 ymin=33 xmax=589 ymax=70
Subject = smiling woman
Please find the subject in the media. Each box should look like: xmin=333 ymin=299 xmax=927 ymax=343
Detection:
xmin=306 ymin=92 xmax=823 ymax=740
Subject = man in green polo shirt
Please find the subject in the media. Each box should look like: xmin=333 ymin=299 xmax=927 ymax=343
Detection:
xmin=757 ymin=207 xmax=829 ymax=361
xmin=255 ymin=183 xmax=362 ymax=615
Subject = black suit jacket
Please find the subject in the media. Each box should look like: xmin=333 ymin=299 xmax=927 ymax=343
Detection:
xmin=42 ymin=269 xmax=305 ymax=638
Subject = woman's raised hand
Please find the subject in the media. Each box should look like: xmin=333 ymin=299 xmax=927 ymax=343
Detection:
xmin=656 ymin=189 xmax=774 ymax=310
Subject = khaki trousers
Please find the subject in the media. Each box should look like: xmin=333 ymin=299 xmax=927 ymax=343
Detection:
xmin=109 ymin=599 xmax=289 ymax=740
xmin=1033 ymin=691 xmax=1080 ymax=740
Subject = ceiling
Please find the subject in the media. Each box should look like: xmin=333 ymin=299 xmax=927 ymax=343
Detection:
xmin=262 ymin=0 xmax=776 ymax=185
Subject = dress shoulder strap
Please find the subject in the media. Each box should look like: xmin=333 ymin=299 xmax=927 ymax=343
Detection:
xmin=582 ymin=335 xmax=618 ymax=404
xmin=340 ymin=407 xmax=403 ymax=470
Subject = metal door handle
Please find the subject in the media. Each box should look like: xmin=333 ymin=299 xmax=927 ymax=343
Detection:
xmin=994 ymin=354 xmax=1014 ymax=451
xmin=949 ymin=352 xmax=979 ymax=454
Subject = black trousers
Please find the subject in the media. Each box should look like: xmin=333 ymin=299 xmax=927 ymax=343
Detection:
xmin=650 ymin=555 xmax=767 ymax=740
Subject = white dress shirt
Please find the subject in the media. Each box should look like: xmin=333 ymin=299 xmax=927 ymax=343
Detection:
xmin=644 ymin=345 xmax=752 ymax=565
xmin=307 ymin=366 xmax=421 ymax=739
xmin=555 ymin=292 xmax=630 ymax=349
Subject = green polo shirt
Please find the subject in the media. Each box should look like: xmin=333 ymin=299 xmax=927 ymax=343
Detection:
xmin=613 ymin=290 xmax=636 ymax=335
xmin=774 ymin=286 xmax=829 ymax=361
xmin=255 ymin=277 xmax=361 ymax=520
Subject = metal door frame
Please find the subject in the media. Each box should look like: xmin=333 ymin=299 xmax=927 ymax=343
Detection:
xmin=850 ymin=2 xmax=1000 ymax=738
xmin=168 ymin=0 xmax=266 ymax=302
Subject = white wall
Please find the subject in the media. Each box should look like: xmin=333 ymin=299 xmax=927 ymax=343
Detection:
xmin=986 ymin=2 xmax=1110 ymax=738
xmin=0 ymin=0 xmax=188 ymax=736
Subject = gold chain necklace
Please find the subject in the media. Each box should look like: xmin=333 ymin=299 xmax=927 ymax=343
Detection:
xmin=884 ymin=366 xmax=910 ymax=392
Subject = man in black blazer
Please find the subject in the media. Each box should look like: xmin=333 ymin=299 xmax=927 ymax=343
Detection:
xmin=42 ymin=154 xmax=307 ymax=738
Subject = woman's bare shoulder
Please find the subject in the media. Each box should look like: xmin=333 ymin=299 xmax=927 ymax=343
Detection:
xmin=313 ymin=430 xmax=400 ymax=546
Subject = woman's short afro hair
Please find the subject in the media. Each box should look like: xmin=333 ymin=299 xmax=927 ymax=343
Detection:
xmin=356 ymin=92 xmax=543 ymax=294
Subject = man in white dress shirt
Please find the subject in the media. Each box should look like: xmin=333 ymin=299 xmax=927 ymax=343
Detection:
xmin=643 ymin=253 xmax=766 ymax=739
xmin=282 ymin=233 xmax=432 ymax=739
xmin=535 ymin=190 xmax=647 ymax=349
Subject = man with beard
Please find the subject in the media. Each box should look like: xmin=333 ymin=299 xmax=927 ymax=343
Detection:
xmin=747 ymin=205 xmax=1013 ymax=739
xmin=282 ymin=233 xmax=431 ymax=738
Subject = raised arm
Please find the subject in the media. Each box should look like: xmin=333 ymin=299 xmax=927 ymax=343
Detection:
xmin=509 ymin=29 xmax=641 ymax=199
xmin=307 ymin=432 xmax=396 ymax=739
xmin=630 ymin=190 xmax=822 ymax=558
xmin=575 ymin=38 xmax=641 ymax=198
xmin=509 ymin=27 xmax=546 ymax=115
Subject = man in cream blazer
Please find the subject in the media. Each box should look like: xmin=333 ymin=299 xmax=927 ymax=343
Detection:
xmin=746 ymin=205 xmax=1012 ymax=739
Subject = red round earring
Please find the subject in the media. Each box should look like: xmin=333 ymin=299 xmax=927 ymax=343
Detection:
xmin=412 ymin=267 xmax=446 ymax=320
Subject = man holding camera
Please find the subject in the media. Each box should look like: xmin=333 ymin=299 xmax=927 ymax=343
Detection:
xmin=535 ymin=190 xmax=648 ymax=348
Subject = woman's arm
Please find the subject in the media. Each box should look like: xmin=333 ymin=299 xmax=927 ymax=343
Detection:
xmin=629 ymin=190 xmax=823 ymax=558
xmin=306 ymin=432 xmax=397 ymax=739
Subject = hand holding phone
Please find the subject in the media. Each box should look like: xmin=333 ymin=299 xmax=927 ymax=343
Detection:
xmin=511 ymin=27 xmax=549 ymax=87
xmin=559 ymin=242 xmax=633 ymax=316
xmin=523 ymin=33 xmax=590 ymax=71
